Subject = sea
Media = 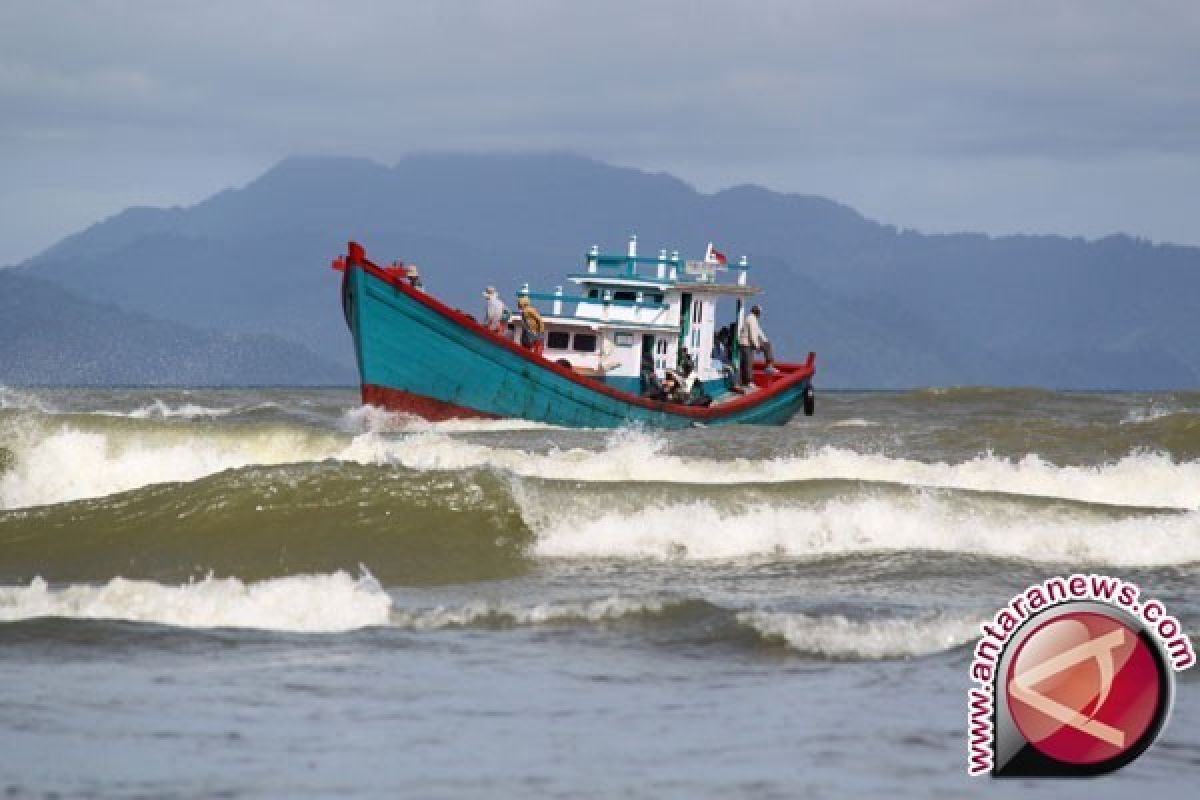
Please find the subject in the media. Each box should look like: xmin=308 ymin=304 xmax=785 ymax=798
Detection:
xmin=1 ymin=385 xmax=1197 ymax=798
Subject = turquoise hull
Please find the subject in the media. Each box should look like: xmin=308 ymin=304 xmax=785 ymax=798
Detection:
xmin=342 ymin=251 xmax=815 ymax=429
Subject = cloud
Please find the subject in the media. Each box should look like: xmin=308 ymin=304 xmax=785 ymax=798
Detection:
xmin=1 ymin=0 xmax=1199 ymax=263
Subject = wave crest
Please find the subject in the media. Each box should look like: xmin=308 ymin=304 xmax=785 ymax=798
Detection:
xmin=527 ymin=494 xmax=1200 ymax=567
xmin=739 ymin=610 xmax=982 ymax=659
xmin=0 ymin=570 xmax=390 ymax=633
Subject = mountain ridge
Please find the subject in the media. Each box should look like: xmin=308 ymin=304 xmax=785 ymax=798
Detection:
xmin=14 ymin=152 xmax=1200 ymax=388
xmin=0 ymin=271 xmax=353 ymax=387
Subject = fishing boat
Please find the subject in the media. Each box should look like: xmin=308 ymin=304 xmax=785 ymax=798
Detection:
xmin=333 ymin=237 xmax=815 ymax=428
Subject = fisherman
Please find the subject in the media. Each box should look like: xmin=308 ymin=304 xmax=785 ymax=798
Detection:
xmin=482 ymin=287 xmax=508 ymax=333
xmin=656 ymin=371 xmax=682 ymax=403
xmin=738 ymin=304 xmax=777 ymax=386
xmin=517 ymin=296 xmax=545 ymax=353
xmin=405 ymin=264 xmax=424 ymax=291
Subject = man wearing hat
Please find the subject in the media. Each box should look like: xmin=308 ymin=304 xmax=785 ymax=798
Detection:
xmin=737 ymin=304 xmax=777 ymax=387
xmin=483 ymin=287 xmax=508 ymax=334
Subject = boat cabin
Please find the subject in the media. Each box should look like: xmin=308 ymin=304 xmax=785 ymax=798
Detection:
xmin=516 ymin=236 xmax=760 ymax=398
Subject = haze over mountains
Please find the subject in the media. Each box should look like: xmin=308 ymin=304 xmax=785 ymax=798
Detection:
xmin=5 ymin=153 xmax=1199 ymax=388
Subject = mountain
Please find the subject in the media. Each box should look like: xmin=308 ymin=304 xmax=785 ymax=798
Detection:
xmin=16 ymin=153 xmax=1200 ymax=388
xmin=0 ymin=271 xmax=353 ymax=386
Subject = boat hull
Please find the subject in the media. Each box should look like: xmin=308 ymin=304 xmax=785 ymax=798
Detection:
xmin=343 ymin=249 xmax=814 ymax=428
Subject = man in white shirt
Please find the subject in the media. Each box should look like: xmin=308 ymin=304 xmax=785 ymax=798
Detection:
xmin=483 ymin=287 xmax=508 ymax=333
xmin=738 ymin=304 xmax=778 ymax=386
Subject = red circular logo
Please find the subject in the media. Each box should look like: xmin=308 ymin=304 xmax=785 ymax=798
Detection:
xmin=1005 ymin=611 xmax=1164 ymax=766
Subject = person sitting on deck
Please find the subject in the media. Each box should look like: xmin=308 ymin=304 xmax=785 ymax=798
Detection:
xmin=517 ymin=296 xmax=545 ymax=354
xmin=738 ymin=304 xmax=778 ymax=386
xmin=653 ymin=370 xmax=692 ymax=404
xmin=482 ymin=287 xmax=508 ymax=333
xmin=655 ymin=371 xmax=682 ymax=403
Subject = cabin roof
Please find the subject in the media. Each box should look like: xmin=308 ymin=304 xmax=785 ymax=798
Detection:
xmin=673 ymin=281 xmax=761 ymax=297
xmin=567 ymin=274 xmax=673 ymax=290
xmin=567 ymin=275 xmax=760 ymax=297
xmin=541 ymin=315 xmax=677 ymax=333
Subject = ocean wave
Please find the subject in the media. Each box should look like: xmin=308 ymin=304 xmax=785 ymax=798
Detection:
xmin=0 ymin=418 xmax=346 ymax=509
xmin=3 ymin=410 xmax=1199 ymax=512
xmin=0 ymin=387 xmax=52 ymax=413
xmin=0 ymin=572 xmax=981 ymax=661
xmin=829 ymin=418 xmax=880 ymax=428
xmin=8 ymin=466 xmax=1196 ymax=582
xmin=0 ymin=570 xmax=391 ymax=633
xmin=1122 ymin=406 xmax=1181 ymax=425
xmin=339 ymin=404 xmax=558 ymax=434
xmin=348 ymin=432 xmax=1199 ymax=509
xmin=389 ymin=594 xmax=674 ymax=630
xmin=94 ymin=399 xmax=243 ymax=420
xmin=527 ymin=494 xmax=1200 ymax=567
xmin=738 ymin=610 xmax=982 ymax=659
xmin=351 ymin=432 xmax=1200 ymax=511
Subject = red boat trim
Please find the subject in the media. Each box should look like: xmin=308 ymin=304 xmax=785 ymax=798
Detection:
xmin=346 ymin=242 xmax=815 ymax=421
xmin=362 ymin=384 xmax=499 ymax=421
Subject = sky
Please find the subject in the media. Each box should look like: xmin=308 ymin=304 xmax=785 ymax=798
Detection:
xmin=2 ymin=0 xmax=1199 ymax=265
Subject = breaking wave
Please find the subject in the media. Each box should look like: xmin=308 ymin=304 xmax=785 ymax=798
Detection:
xmin=525 ymin=492 xmax=1200 ymax=567
xmin=738 ymin=610 xmax=983 ymax=660
xmin=338 ymin=404 xmax=557 ymax=434
xmin=95 ymin=400 xmax=246 ymax=419
xmin=388 ymin=594 xmax=676 ymax=630
xmin=0 ymin=418 xmax=346 ymax=509
xmin=0 ymin=575 xmax=981 ymax=661
xmin=0 ymin=570 xmax=391 ymax=633
xmin=3 ymin=405 xmax=1198 ymax=511
xmin=0 ymin=387 xmax=51 ymax=413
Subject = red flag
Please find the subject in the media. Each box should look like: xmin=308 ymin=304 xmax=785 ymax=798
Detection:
xmin=711 ymin=246 xmax=727 ymax=265
xmin=331 ymin=256 xmax=347 ymax=272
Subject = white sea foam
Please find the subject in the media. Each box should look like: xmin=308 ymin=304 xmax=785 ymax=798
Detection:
xmin=3 ymin=415 xmax=1199 ymax=512
xmin=119 ymin=400 xmax=237 ymax=419
xmin=339 ymin=404 xmax=557 ymax=434
xmin=0 ymin=571 xmax=391 ymax=633
xmin=739 ymin=610 xmax=983 ymax=659
xmin=0 ymin=387 xmax=51 ymax=413
xmin=829 ymin=418 xmax=880 ymax=428
xmin=349 ymin=432 xmax=1200 ymax=511
xmin=0 ymin=422 xmax=345 ymax=509
xmin=528 ymin=495 xmax=1200 ymax=567
xmin=1121 ymin=406 xmax=1188 ymax=425
xmin=389 ymin=594 xmax=669 ymax=630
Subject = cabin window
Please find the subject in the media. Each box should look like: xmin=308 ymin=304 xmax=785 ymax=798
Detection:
xmin=573 ymin=333 xmax=597 ymax=352
xmin=613 ymin=290 xmax=636 ymax=302
xmin=547 ymin=331 xmax=570 ymax=350
xmin=614 ymin=333 xmax=634 ymax=347
xmin=587 ymin=289 xmax=599 ymax=299
xmin=650 ymin=294 xmax=663 ymax=304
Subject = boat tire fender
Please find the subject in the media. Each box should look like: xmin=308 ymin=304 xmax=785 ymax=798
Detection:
xmin=803 ymin=385 xmax=815 ymax=416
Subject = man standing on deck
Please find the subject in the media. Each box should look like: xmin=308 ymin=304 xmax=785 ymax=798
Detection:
xmin=738 ymin=304 xmax=778 ymax=387
xmin=483 ymin=287 xmax=508 ymax=333
xmin=517 ymin=296 xmax=545 ymax=354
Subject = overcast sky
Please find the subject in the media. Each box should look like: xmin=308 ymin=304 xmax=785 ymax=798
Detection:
xmin=2 ymin=0 xmax=1198 ymax=265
